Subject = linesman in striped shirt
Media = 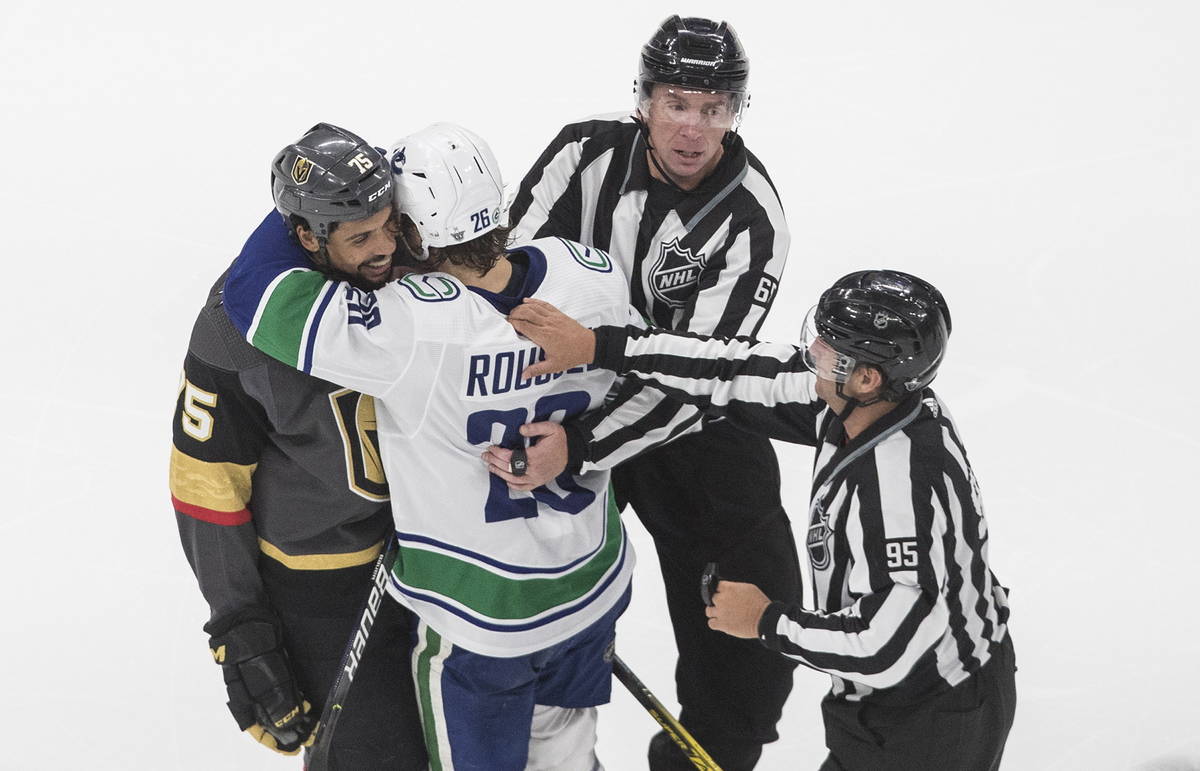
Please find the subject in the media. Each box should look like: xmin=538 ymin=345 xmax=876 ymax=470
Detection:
xmin=506 ymin=270 xmax=1017 ymax=770
xmin=507 ymin=16 xmax=799 ymax=769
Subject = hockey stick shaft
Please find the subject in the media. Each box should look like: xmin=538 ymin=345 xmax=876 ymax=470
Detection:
xmin=611 ymin=654 xmax=723 ymax=771
xmin=305 ymin=538 xmax=394 ymax=771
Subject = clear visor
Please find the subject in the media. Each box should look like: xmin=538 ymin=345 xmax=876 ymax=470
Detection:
xmin=637 ymin=83 xmax=746 ymax=130
xmin=799 ymin=305 xmax=857 ymax=382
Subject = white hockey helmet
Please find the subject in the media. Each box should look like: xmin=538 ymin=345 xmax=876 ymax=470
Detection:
xmin=387 ymin=123 xmax=506 ymax=260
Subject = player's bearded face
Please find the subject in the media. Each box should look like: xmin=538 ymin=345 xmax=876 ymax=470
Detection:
xmin=642 ymin=85 xmax=732 ymax=189
xmin=322 ymin=207 xmax=399 ymax=290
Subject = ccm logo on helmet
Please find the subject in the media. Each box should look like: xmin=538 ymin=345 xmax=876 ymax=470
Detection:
xmin=367 ymin=179 xmax=392 ymax=203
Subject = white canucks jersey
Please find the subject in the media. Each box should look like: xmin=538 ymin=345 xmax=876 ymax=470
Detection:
xmin=223 ymin=212 xmax=636 ymax=656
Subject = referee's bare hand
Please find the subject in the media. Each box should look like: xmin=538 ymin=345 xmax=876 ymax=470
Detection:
xmin=705 ymin=580 xmax=772 ymax=640
xmin=508 ymin=298 xmax=596 ymax=379
xmin=481 ymin=422 xmax=570 ymax=491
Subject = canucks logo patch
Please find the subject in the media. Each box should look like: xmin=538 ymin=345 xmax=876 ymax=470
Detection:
xmin=559 ymin=238 xmax=613 ymax=273
xmin=291 ymin=156 xmax=314 ymax=185
xmin=398 ymin=274 xmax=461 ymax=302
xmin=650 ymin=237 xmax=704 ymax=308
xmin=806 ymin=499 xmax=833 ymax=570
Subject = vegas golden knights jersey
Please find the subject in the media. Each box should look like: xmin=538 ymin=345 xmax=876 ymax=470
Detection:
xmin=170 ymin=272 xmax=392 ymax=630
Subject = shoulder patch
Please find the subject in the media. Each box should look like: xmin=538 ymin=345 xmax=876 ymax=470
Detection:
xmin=397 ymin=274 xmax=462 ymax=302
xmin=557 ymin=238 xmax=613 ymax=273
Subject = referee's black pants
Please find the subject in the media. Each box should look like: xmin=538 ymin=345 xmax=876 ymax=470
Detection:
xmin=614 ymin=421 xmax=802 ymax=770
xmin=819 ymin=633 xmax=1018 ymax=771
xmin=261 ymin=555 xmax=428 ymax=770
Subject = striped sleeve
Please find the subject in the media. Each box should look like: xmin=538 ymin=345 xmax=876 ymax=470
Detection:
xmin=510 ymin=116 xmax=627 ymax=244
xmin=757 ymin=460 xmax=950 ymax=689
xmin=572 ymin=379 xmax=704 ymax=471
xmin=591 ymin=324 xmax=823 ymax=445
xmin=567 ymin=304 xmax=703 ymax=469
xmin=681 ymin=160 xmax=790 ymax=338
xmin=171 ymin=353 xmax=269 ymax=625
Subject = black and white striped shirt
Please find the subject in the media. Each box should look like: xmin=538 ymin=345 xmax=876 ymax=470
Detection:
xmin=591 ymin=324 xmax=1012 ymax=705
xmin=512 ymin=113 xmax=791 ymax=468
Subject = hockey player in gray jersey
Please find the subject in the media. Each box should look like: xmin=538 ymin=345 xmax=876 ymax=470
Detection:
xmin=171 ymin=124 xmax=426 ymax=767
xmin=223 ymin=122 xmax=637 ymax=770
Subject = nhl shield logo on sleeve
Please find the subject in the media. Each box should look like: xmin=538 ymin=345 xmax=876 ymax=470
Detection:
xmin=650 ymin=237 xmax=705 ymax=308
xmin=291 ymin=156 xmax=314 ymax=185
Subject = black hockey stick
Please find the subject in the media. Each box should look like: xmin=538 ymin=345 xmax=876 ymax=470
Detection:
xmin=611 ymin=654 xmax=723 ymax=771
xmin=305 ymin=538 xmax=395 ymax=771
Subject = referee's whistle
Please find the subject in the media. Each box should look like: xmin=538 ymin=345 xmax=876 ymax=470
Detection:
xmin=700 ymin=562 xmax=721 ymax=606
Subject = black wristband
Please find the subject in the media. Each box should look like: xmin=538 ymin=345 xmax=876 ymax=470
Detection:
xmin=562 ymin=421 xmax=591 ymax=474
xmin=756 ymin=601 xmax=788 ymax=651
xmin=592 ymin=325 xmax=632 ymax=373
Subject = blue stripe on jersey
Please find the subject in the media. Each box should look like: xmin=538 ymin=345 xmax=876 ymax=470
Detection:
xmin=395 ymin=528 xmax=602 ymax=575
xmin=303 ymin=281 xmax=340 ymax=374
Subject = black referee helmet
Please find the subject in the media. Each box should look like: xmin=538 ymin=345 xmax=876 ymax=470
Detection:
xmin=814 ymin=270 xmax=952 ymax=401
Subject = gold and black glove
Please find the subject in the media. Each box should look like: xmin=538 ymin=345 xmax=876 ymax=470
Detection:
xmin=209 ymin=619 xmax=316 ymax=755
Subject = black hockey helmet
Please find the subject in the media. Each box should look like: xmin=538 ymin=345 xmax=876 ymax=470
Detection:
xmin=639 ymin=15 xmax=749 ymax=93
xmin=806 ymin=270 xmax=952 ymax=401
xmin=271 ymin=123 xmax=393 ymax=240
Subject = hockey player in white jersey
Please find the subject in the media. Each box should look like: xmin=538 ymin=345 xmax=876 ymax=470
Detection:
xmin=222 ymin=123 xmax=637 ymax=771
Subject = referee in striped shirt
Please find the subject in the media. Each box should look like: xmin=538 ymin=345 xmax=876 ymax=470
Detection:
xmin=507 ymin=16 xmax=800 ymax=770
xmin=506 ymin=270 xmax=1017 ymax=770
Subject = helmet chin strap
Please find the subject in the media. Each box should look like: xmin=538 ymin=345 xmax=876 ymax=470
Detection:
xmin=833 ymin=381 xmax=885 ymax=423
xmin=634 ymin=115 xmax=688 ymax=193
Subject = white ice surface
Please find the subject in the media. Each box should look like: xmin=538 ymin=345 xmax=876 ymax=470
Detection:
xmin=1 ymin=1 xmax=1198 ymax=769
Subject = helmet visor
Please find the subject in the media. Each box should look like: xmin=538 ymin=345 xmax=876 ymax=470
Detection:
xmin=637 ymin=83 xmax=746 ymax=130
xmin=799 ymin=305 xmax=857 ymax=382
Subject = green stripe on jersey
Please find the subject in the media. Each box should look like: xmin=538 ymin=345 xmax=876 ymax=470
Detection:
xmin=250 ymin=270 xmax=329 ymax=367
xmin=394 ymin=493 xmax=622 ymax=620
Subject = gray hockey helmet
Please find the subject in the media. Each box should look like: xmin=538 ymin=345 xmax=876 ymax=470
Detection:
xmin=270 ymin=123 xmax=393 ymax=240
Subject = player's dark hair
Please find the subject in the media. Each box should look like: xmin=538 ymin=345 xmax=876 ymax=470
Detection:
xmin=287 ymin=213 xmax=340 ymax=251
xmin=425 ymin=224 xmax=514 ymax=277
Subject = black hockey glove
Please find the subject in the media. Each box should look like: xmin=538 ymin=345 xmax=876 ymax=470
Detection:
xmin=209 ymin=619 xmax=316 ymax=755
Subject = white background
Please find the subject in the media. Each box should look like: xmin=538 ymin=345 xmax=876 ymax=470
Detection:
xmin=2 ymin=1 xmax=1198 ymax=768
